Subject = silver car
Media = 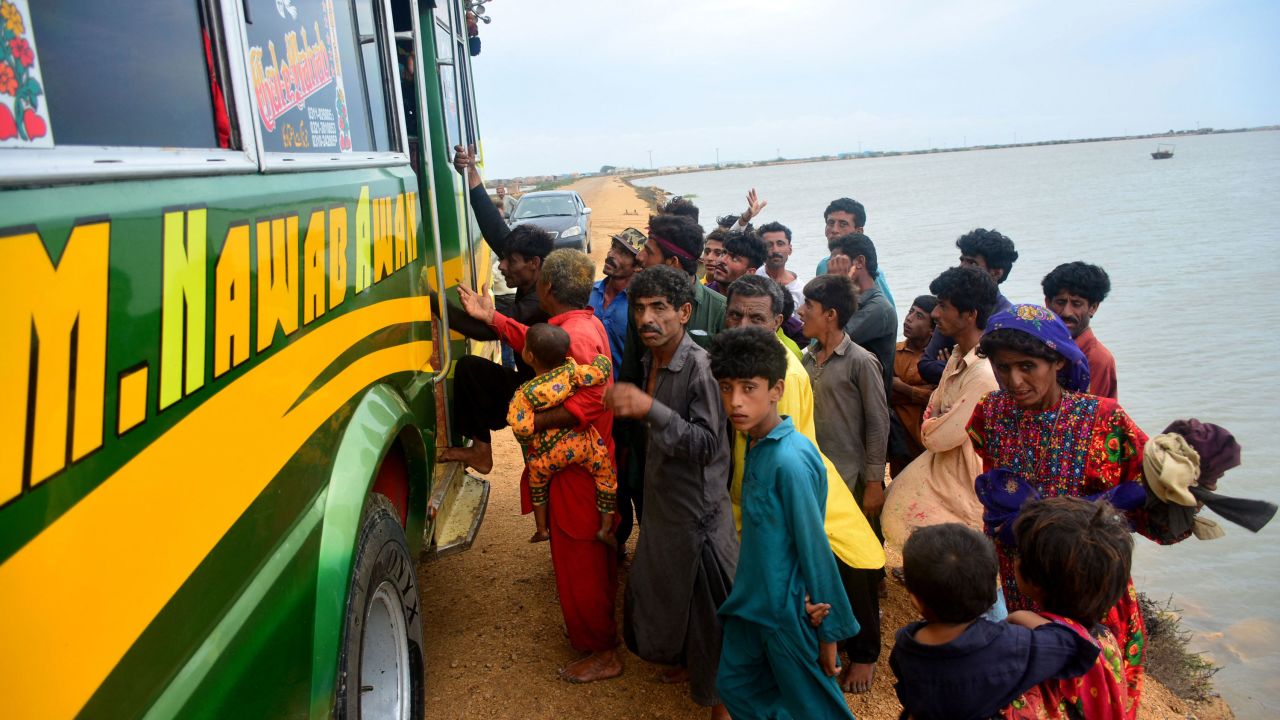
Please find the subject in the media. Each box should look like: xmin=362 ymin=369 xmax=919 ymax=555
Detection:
xmin=509 ymin=190 xmax=593 ymax=252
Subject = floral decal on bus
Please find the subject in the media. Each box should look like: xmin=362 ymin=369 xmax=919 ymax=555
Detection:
xmin=0 ymin=0 xmax=51 ymax=147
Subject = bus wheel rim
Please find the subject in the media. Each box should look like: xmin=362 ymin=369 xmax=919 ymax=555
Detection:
xmin=360 ymin=580 xmax=411 ymax=719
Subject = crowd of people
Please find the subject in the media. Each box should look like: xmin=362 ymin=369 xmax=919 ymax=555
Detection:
xmin=436 ymin=145 xmax=1262 ymax=720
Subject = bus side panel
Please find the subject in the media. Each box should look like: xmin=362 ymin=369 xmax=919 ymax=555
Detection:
xmin=0 ymin=165 xmax=440 ymax=718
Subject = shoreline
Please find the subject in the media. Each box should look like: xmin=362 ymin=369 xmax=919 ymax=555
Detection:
xmin=600 ymin=126 xmax=1280 ymax=183
xmin=417 ymin=175 xmax=1233 ymax=719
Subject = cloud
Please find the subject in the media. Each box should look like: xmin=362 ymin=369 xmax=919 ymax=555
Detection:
xmin=466 ymin=0 xmax=1279 ymax=177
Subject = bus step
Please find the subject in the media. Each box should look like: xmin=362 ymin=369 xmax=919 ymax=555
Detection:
xmin=425 ymin=461 xmax=490 ymax=560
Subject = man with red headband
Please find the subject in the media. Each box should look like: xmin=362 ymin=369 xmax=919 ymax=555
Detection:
xmin=633 ymin=214 xmax=725 ymax=349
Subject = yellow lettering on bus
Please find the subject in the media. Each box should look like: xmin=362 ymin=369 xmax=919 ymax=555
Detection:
xmin=256 ymin=215 xmax=300 ymax=352
xmin=0 ymin=223 xmax=109 ymax=500
xmin=355 ymin=186 xmax=372 ymax=293
xmin=328 ymin=205 xmax=348 ymax=309
xmin=160 ymin=209 xmax=208 ymax=410
xmin=404 ymin=191 xmax=419 ymax=263
xmin=303 ymin=209 xmax=326 ymax=325
xmin=373 ymin=195 xmax=394 ymax=282
xmin=393 ymin=192 xmax=408 ymax=270
xmin=214 ymin=224 xmax=251 ymax=377
xmin=116 ymin=366 xmax=148 ymax=435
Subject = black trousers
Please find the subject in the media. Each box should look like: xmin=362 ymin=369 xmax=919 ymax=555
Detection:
xmin=451 ymin=355 xmax=529 ymax=443
xmin=611 ymin=418 xmax=646 ymax=550
xmin=835 ymin=556 xmax=882 ymax=664
xmin=851 ymin=478 xmax=887 ymax=586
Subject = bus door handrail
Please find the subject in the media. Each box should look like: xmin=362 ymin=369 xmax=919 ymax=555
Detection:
xmin=409 ymin=0 xmax=453 ymax=385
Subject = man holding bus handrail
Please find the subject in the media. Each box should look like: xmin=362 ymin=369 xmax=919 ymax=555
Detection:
xmin=438 ymin=146 xmax=551 ymax=473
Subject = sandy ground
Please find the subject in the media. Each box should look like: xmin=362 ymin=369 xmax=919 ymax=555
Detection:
xmin=417 ymin=176 xmax=1231 ymax=719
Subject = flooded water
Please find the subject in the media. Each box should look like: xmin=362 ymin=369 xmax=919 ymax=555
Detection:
xmin=635 ymin=131 xmax=1280 ymax=718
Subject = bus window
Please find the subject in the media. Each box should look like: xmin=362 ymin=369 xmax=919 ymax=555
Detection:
xmin=449 ymin=2 xmax=473 ymax=144
xmin=456 ymin=43 xmax=475 ymax=145
xmin=352 ymin=0 xmax=394 ymax=152
xmin=434 ymin=3 xmax=463 ymax=154
xmin=29 ymin=1 xmax=228 ymax=148
xmin=438 ymin=63 xmax=461 ymax=152
xmin=243 ymin=0 xmax=396 ymax=155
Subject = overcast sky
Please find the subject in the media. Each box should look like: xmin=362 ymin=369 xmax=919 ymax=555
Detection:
xmin=465 ymin=0 xmax=1279 ymax=179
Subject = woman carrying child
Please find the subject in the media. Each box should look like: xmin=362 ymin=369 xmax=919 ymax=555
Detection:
xmin=966 ymin=304 xmax=1183 ymax=719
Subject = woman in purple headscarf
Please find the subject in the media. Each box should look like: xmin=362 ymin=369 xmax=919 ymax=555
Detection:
xmin=966 ymin=304 xmax=1155 ymax=718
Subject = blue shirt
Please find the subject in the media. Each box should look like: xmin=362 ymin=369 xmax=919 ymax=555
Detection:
xmin=718 ymin=417 xmax=858 ymax=644
xmin=890 ymin=618 xmax=1097 ymax=720
xmin=588 ymin=278 xmax=628 ymax=378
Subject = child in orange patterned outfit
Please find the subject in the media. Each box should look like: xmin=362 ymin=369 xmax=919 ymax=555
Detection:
xmin=1005 ymin=496 xmax=1137 ymax=719
xmin=508 ymin=323 xmax=617 ymax=545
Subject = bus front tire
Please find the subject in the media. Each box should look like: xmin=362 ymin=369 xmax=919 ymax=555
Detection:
xmin=335 ymin=493 xmax=424 ymax=720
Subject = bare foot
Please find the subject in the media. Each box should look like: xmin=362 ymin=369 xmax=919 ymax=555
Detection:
xmin=438 ymin=442 xmax=493 ymax=474
xmin=659 ymin=666 xmax=689 ymax=684
xmin=710 ymin=704 xmax=731 ymax=720
xmin=839 ymin=662 xmax=875 ymax=694
xmin=529 ymin=530 xmax=550 ymax=543
xmin=559 ymin=650 xmax=623 ymax=683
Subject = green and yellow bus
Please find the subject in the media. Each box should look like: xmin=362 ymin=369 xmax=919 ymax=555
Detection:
xmin=0 ymin=1 xmax=497 ymax=716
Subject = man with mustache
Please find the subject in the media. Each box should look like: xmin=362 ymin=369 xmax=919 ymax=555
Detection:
xmin=756 ymin=221 xmax=802 ymax=305
xmin=756 ymin=221 xmax=806 ymax=342
xmin=614 ymin=213 xmax=727 ymax=555
xmin=589 ymin=228 xmax=645 ymax=377
xmin=1042 ymin=261 xmax=1117 ymax=399
xmin=606 ymin=265 xmax=737 ymax=720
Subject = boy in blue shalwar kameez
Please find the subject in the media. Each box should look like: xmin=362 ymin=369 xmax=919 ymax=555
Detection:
xmin=708 ymin=327 xmax=859 ymax=720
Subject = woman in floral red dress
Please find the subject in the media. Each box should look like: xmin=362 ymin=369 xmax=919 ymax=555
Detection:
xmin=966 ymin=304 xmax=1168 ymax=720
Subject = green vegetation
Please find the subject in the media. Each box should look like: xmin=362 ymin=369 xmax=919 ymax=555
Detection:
xmin=626 ymin=179 xmax=665 ymax=213
xmin=1138 ymin=592 xmax=1220 ymax=702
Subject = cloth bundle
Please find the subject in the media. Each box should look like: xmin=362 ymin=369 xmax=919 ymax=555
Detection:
xmin=1141 ymin=419 xmax=1275 ymax=542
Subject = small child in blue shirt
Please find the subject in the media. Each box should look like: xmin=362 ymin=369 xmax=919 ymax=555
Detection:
xmin=889 ymin=523 xmax=1099 ymax=720
xmin=709 ymin=326 xmax=859 ymax=720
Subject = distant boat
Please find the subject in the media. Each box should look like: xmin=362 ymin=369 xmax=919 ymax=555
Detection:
xmin=1152 ymin=143 xmax=1175 ymax=160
